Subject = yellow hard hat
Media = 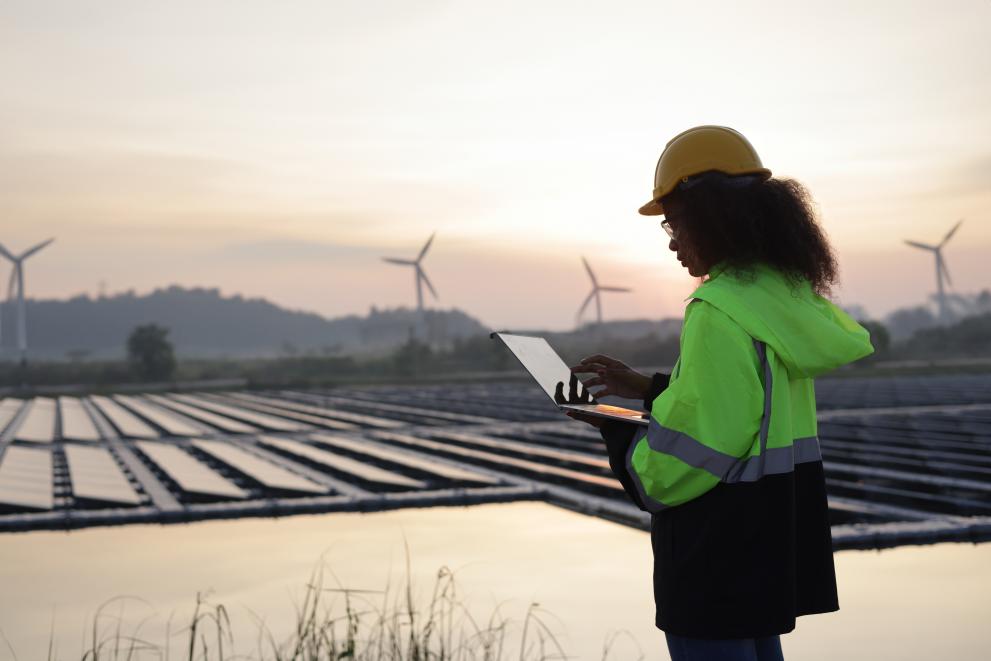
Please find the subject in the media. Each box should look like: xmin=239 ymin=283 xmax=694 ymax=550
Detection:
xmin=638 ymin=125 xmax=771 ymax=216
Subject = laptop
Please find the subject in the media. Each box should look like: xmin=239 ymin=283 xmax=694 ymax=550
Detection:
xmin=490 ymin=332 xmax=649 ymax=427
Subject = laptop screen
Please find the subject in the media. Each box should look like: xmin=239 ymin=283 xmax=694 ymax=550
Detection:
xmin=492 ymin=333 xmax=576 ymax=403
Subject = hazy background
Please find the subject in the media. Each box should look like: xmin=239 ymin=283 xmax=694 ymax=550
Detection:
xmin=2 ymin=0 xmax=989 ymax=330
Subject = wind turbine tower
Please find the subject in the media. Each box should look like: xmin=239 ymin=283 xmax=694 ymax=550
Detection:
xmin=904 ymin=220 xmax=963 ymax=324
xmin=0 ymin=238 xmax=55 ymax=366
xmin=576 ymin=257 xmax=631 ymax=326
xmin=382 ymin=233 xmax=438 ymax=313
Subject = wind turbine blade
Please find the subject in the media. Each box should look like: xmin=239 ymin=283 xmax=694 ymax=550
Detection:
xmin=0 ymin=243 xmax=15 ymax=262
xmin=939 ymin=254 xmax=952 ymax=287
xmin=21 ymin=238 xmax=55 ymax=260
xmin=576 ymin=290 xmax=596 ymax=323
xmin=599 ymin=286 xmax=631 ymax=293
xmin=904 ymin=240 xmax=936 ymax=251
xmin=581 ymin=257 xmax=598 ymax=287
xmin=417 ymin=232 xmax=436 ymax=262
xmin=940 ymin=219 xmax=963 ymax=247
xmin=419 ymin=267 xmax=438 ymax=299
xmin=382 ymin=257 xmax=416 ymax=266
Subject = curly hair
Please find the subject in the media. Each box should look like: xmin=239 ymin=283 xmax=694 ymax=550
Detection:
xmin=661 ymin=171 xmax=839 ymax=297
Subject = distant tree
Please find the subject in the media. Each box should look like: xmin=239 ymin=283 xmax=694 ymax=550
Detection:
xmin=127 ymin=324 xmax=176 ymax=381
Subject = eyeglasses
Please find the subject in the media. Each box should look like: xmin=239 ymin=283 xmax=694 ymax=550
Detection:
xmin=660 ymin=218 xmax=677 ymax=240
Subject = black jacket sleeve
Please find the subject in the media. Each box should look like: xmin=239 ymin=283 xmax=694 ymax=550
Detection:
xmin=643 ymin=372 xmax=670 ymax=410
xmin=600 ymin=420 xmax=646 ymax=511
xmin=598 ymin=372 xmax=671 ymax=512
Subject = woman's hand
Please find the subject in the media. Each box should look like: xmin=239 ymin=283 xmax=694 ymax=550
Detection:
xmin=565 ymin=410 xmax=604 ymax=429
xmin=570 ymin=354 xmax=651 ymax=401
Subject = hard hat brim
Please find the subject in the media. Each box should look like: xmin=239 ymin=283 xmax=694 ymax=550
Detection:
xmin=638 ymin=199 xmax=664 ymax=216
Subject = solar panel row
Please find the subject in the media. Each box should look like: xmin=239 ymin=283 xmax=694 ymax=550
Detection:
xmin=90 ymin=395 xmax=159 ymax=439
xmin=258 ymin=436 xmax=425 ymax=489
xmin=135 ymin=441 xmax=248 ymax=500
xmin=174 ymin=394 xmax=310 ymax=432
xmin=191 ymin=439 xmax=326 ymax=494
xmin=115 ymin=395 xmax=203 ymax=437
xmin=149 ymin=395 xmax=257 ymax=434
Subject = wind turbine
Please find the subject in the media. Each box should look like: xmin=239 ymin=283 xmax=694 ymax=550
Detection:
xmin=904 ymin=220 xmax=963 ymax=324
xmin=0 ymin=238 xmax=55 ymax=366
xmin=576 ymin=257 xmax=631 ymax=326
xmin=382 ymin=233 xmax=438 ymax=313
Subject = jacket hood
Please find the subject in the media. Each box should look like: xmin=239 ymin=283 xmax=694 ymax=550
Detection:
xmin=688 ymin=262 xmax=874 ymax=378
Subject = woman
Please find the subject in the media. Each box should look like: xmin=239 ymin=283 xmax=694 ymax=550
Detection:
xmin=569 ymin=126 xmax=874 ymax=661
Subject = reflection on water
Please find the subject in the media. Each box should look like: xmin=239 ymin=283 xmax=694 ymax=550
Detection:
xmin=0 ymin=502 xmax=988 ymax=660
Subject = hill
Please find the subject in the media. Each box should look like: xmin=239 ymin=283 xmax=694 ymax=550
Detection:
xmin=0 ymin=287 xmax=488 ymax=360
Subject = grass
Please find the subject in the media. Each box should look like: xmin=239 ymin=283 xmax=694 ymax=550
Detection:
xmin=2 ymin=552 xmax=645 ymax=661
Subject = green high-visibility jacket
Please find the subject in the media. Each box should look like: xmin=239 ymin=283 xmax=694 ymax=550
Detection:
xmin=627 ymin=261 xmax=874 ymax=510
xmin=602 ymin=261 xmax=874 ymax=639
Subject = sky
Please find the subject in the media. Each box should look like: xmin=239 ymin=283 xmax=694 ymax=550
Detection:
xmin=1 ymin=0 xmax=989 ymax=329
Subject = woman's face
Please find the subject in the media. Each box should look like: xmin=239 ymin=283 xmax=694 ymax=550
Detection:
xmin=662 ymin=198 xmax=710 ymax=278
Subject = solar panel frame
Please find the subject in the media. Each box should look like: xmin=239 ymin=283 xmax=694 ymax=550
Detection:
xmin=64 ymin=445 xmax=142 ymax=506
xmin=13 ymin=398 xmax=57 ymax=444
xmin=0 ymin=446 xmax=54 ymax=510
xmin=58 ymin=397 xmax=102 ymax=442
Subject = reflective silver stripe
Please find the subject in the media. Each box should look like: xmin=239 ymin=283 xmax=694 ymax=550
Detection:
xmin=642 ymin=418 xmax=823 ymax=485
xmin=754 ymin=340 xmax=772 ymax=479
xmin=629 ymin=337 xmax=822 ymax=491
xmin=625 ymin=427 xmax=669 ymax=512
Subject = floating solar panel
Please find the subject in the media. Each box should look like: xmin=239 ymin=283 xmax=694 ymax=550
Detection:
xmin=171 ymin=394 xmax=310 ymax=432
xmin=115 ymin=395 xmax=203 ymax=437
xmin=0 ymin=446 xmax=53 ymax=511
xmin=64 ymin=445 xmax=141 ymax=506
xmin=58 ymin=397 xmax=101 ymax=442
xmin=191 ymin=439 xmax=326 ymax=494
xmin=426 ymin=429 xmax=609 ymax=469
xmin=89 ymin=395 xmax=159 ymax=439
xmin=0 ymin=399 xmax=25 ymax=435
xmin=148 ymin=395 xmax=258 ymax=434
xmin=238 ymin=392 xmax=403 ymax=429
xmin=309 ymin=433 xmax=498 ymax=485
xmin=211 ymin=393 xmax=358 ymax=431
xmin=298 ymin=391 xmax=499 ymax=426
xmin=135 ymin=441 xmax=248 ymax=500
xmin=258 ymin=436 xmax=426 ymax=489
xmin=13 ymin=398 xmax=57 ymax=443
xmin=373 ymin=431 xmax=623 ymax=493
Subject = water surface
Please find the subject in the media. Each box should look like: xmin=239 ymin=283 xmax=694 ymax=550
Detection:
xmin=0 ymin=503 xmax=988 ymax=660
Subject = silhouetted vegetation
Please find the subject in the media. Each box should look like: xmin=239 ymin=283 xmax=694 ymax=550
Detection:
xmin=127 ymin=323 xmax=177 ymax=381
xmin=26 ymin=560 xmax=643 ymax=661
xmin=0 ymin=287 xmax=487 ymax=360
xmin=3 ymin=303 xmax=991 ymax=393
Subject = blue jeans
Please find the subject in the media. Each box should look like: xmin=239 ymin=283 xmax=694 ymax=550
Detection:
xmin=665 ymin=633 xmax=784 ymax=661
